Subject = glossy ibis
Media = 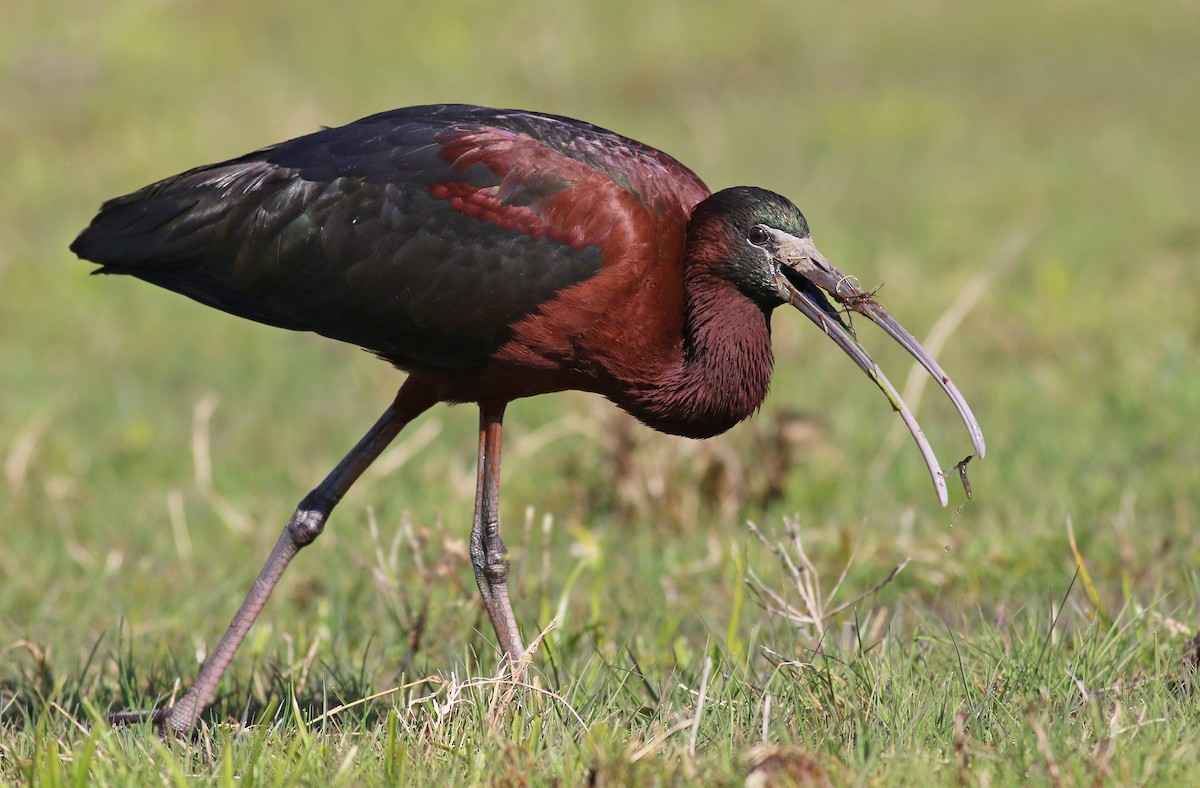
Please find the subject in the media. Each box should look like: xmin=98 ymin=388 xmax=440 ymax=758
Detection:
xmin=72 ymin=104 xmax=985 ymax=735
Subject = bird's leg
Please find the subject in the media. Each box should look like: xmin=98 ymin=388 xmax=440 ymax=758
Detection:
xmin=469 ymin=402 xmax=526 ymax=668
xmin=109 ymin=382 xmax=436 ymax=737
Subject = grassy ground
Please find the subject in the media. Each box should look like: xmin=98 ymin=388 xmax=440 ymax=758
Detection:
xmin=3 ymin=0 xmax=1199 ymax=783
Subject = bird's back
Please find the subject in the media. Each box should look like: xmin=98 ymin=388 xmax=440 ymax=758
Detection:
xmin=72 ymin=105 xmax=709 ymax=372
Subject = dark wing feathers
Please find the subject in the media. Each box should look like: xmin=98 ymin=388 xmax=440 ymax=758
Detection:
xmin=72 ymin=104 xmax=708 ymax=369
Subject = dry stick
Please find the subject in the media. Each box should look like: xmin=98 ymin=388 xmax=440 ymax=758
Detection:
xmin=867 ymin=228 xmax=1033 ymax=482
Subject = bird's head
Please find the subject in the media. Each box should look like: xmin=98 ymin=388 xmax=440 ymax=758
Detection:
xmin=688 ymin=186 xmax=986 ymax=505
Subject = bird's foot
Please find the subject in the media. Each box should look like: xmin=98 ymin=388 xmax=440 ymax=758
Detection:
xmin=106 ymin=707 xmax=176 ymax=738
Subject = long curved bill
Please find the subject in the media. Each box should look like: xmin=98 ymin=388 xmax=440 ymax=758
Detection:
xmin=771 ymin=233 xmax=986 ymax=506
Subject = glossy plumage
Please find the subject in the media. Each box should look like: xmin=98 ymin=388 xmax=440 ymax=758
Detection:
xmin=76 ymin=106 xmax=701 ymax=374
xmin=73 ymin=104 xmax=984 ymax=735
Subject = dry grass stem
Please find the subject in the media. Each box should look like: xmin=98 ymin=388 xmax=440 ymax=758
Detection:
xmin=5 ymin=415 xmax=48 ymax=495
xmin=307 ymin=621 xmax=582 ymax=730
xmin=189 ymin=395 xmax=254 ymax=534
xmin=686 ymin=655 xmax=713 ymax=757
xmin=166 ymin=488 xmax=192 ymax=563
xmin=745 ymin=518 xmax=909 ymax=639
xmin=363 ymin=419 xmax=443 ymax=485
xmin=191 ymin=394 xmax=219 ymax=494
xmin=760 ymin=692 xmax=771 ymax=744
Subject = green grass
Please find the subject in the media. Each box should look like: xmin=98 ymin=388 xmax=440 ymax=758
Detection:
xmin=3 ymin=0 xmax=1200 ymax=783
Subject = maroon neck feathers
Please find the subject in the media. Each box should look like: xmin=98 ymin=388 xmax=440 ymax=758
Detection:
xmin=620 ymin=271 xmax=775 ymax=439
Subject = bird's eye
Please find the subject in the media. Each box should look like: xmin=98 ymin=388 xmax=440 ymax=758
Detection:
xmin=747 ymin=226 xmax=771 ymax=247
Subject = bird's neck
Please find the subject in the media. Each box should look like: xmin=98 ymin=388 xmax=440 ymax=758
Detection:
xmin=621 ymin=273 xmax=775 ymax=439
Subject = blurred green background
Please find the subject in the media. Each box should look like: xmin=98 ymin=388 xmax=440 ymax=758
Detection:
xmin=2 ymin=0 xmax=1198 ymax=776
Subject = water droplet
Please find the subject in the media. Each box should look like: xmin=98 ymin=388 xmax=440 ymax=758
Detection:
xmin=944 ymin=545 xmax=951 ymax=552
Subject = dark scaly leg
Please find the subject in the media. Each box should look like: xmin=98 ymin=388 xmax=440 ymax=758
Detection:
xmin=109 ymin=381 xmax=437 ymax=736
xmin=469 ymin=401 xmax=525 ymax=666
